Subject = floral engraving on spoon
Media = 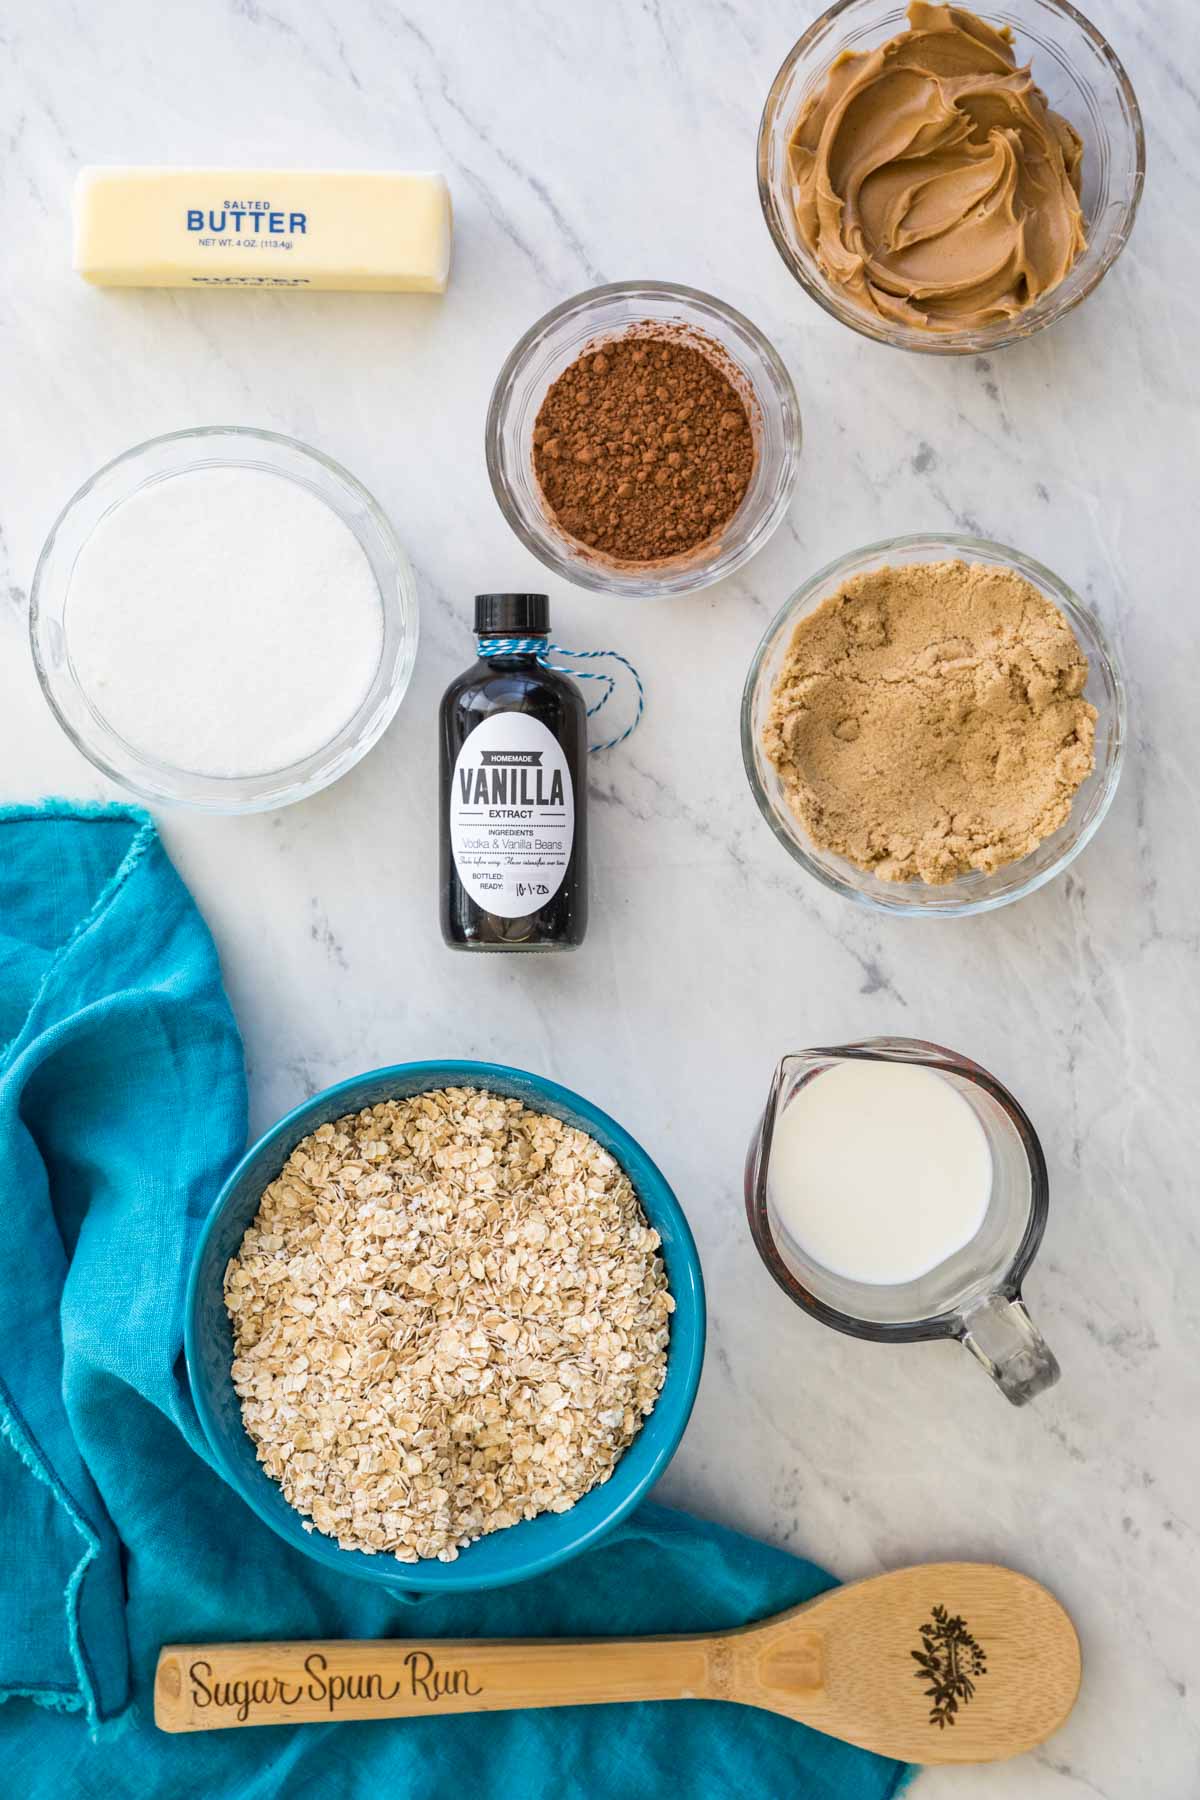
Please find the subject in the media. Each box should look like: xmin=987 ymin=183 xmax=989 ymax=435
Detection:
xmin=912 ymin=1604 xmax=989 ymax=1728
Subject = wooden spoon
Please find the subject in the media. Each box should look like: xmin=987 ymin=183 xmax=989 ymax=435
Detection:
xmin=155 ymin=1561 xmax=1080 ymax=1763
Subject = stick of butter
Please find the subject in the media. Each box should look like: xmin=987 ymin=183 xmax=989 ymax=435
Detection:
xmin=73 ymin=167 xmax=452 ymax=293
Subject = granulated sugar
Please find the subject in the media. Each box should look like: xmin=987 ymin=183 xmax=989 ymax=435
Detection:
xmin=67 ymin=465 xmax=384 ymax=778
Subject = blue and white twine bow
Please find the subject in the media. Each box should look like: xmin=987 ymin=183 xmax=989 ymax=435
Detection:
xmin=476 ymin=637 xmax=644 ymax=753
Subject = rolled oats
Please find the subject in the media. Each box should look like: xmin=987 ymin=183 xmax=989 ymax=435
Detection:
xmin=224 ymin=1087 xmax=673 ymax=1563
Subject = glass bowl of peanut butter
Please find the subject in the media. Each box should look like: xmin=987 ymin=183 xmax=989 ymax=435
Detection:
xmin=758 ymin=0 xmax=1144 ymax=354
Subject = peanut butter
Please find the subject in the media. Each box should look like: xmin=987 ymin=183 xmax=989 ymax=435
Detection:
xmin=788 ymin=3 xmax=1086 ymax=333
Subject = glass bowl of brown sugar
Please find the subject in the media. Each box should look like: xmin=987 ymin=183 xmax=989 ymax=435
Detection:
xmin=741 ymin=533 xmax=1126 ymax=916
xmin=486 ymin=282 xmax=801 ymax=598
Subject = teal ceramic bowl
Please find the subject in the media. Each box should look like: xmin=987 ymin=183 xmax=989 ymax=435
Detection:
xmin=186 ymin=1060 xmax=705 ymax=1592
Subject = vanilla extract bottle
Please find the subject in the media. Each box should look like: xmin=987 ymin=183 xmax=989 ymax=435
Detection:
xmin=439 ymin=594 xmax=588 ymax=951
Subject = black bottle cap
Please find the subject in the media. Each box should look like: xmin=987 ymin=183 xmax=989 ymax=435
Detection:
xmin=474 ymin=593 xmax=550 ymax=636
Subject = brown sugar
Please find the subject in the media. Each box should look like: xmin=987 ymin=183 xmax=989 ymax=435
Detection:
xmin=532 ymin=329 xmax=755 ymax=562
xmin=762 ymin=560 xmax=1097 ymax=884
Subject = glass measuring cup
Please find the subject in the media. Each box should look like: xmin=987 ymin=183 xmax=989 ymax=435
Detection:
xmin=745 ymin=1038 xmax=1059 ymax=1405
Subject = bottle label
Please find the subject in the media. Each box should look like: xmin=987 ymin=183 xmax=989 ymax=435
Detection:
xmin=449 ymin=713 xmax=574 ymax=919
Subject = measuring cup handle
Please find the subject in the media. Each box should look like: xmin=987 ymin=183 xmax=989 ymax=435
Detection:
xmin=961 ymin=1294 xmax=1060 ymax=1405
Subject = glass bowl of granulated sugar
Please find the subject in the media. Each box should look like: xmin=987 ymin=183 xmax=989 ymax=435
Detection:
xmin=487 ymin=282 xmax=801 ymax=598
xmin=30 ymin=427 xmax=418 ymax=812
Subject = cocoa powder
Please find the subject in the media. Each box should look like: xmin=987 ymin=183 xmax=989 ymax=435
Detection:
xmin=531 ymin=330 xmax=755 ymax=562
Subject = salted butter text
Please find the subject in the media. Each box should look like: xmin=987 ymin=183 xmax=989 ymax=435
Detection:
xmin=186 ymin=204 xmax=307 ymax=234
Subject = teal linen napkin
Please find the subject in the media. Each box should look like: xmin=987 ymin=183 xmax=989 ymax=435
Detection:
xmin=0 ymin=802 xmax=914 ymax=1798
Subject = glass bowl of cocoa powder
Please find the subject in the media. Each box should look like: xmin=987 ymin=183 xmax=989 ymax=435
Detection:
xmin=486 ymin=282 xmax=801 ymax=597
xmin=741 ymin=534 xmax=1126 ymax=916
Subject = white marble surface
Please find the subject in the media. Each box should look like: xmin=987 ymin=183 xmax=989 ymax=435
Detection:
xmin=2 ymin=1 xmax=1197 ymax=1791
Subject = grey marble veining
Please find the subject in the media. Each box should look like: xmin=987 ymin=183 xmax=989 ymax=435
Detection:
xmin=1 ymin=1 xmax=1198 ymax=1792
